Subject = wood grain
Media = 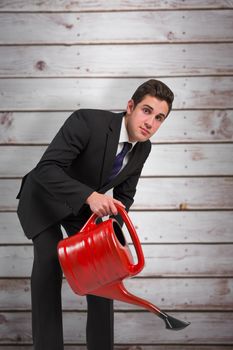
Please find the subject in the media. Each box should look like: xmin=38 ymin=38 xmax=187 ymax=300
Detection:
xmin=1 ymin=277 xmax=232 ymax=311
xmin=0 ymin=311 xmax=233 ymax=344
xmin=1 ymin=0 xmax=232 ymax=11
xmin=1 ymin=144 xmax=233 ymax=177
xmin=1 ymin=177 xmax=233 ymax=211
xmin=0 ymin=346 xmax=231 ymax=350
xmin=1 ymin=77 xmax=233 ymax=111
xmin=1 ymin=211 xmax=232 ymax=244
xmin=0 ymin=44 xmax=232 ymax=77
xmin=0 ymin=11 xmax=232 ymax=44
xmin=1 ymin=110 xmax=233 ymax=144
xmin=1 ymin=244 xmax=232 ymax=278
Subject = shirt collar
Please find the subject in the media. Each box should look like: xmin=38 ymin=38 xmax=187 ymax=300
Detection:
xmin=119 ymin=115 xmax=137 ymax=148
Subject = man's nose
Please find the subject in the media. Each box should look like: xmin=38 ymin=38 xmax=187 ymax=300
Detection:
xmin=144 ymin=117 xmax=154 ymax=129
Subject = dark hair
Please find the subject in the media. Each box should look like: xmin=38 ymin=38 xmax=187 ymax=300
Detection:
xmin=131 ymin=79 xmax=174 ymax=114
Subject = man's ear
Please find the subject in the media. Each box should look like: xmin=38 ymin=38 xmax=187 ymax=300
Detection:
xmin=126 ymin=99 xmax=135 ymax=115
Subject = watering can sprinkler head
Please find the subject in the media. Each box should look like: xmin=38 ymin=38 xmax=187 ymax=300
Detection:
xmin=159 ymin=311 xmax=190 ymax=330
xmin=58 ymin=204 xmax=191 ymax=331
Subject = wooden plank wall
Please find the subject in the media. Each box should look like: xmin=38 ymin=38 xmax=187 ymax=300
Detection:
xmin=0 ymin=0 xmax=233 ymax=349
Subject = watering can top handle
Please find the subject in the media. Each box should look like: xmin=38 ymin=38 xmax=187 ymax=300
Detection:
xmin=116 ymin=205 xmax=145 ymax=275
xmin=79 ymin=204 xmax=145 ymax=275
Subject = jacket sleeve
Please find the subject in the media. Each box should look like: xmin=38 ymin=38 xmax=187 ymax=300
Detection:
xmin=113 ymin=167 xmax=142 ymax=211
xmin=32 ymin=110 xmax=94 ymax=214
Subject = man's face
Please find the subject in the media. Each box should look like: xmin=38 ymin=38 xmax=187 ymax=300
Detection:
xmin=125 ymin=94 xmax=169 ymax=142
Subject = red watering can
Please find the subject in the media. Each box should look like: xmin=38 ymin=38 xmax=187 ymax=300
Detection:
xmin=58 ymin=204 xmax=190 ymax=330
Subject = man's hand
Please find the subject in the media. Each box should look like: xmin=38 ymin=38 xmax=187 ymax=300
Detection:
xmin=85 ymin=192 xmax=125 ymax=217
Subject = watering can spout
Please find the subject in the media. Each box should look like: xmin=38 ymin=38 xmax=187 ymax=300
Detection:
xmin=91 ymin=281 xmax=190 ymax=331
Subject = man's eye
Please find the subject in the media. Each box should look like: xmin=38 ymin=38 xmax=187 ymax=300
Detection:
xmin=143 ymin=108 xmax=150 ymax=114
xmin=155 ymin=115 xmax=164 ymax=122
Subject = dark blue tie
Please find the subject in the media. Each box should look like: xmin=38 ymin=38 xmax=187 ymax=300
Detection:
xmin=108 ymin=142 xmax=132 ymax=182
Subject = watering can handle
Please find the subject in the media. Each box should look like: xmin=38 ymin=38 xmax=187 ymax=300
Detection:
xmin=116 ymin=205 xmax=145 ymax=275
xmin=79 ymin=204 xmax=145 ymax=275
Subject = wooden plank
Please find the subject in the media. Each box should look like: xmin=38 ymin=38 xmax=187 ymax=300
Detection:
xmin=0 ymin=347 xmax=232 ymax=350
xmin=0 ymin=213 xmax=27 ymax=244
xmin=1 ymin=110 xmax=233 ymax=144
xmin=1 ymin=44 xmax=233 ymax=77
xmin=137 ymin=244 xmax=233 ymax=277
xmin=1 ymin=0 xmax=232 ymax=11
xmin=0 ymin=11 xmax=233 ymax=44
xmin=128 ymin=211 xmax=233 ymax=243
xmin=143 ymin=144 xmax=233 ymax=176
xmin=134 ymin=177 xmax=233 ymax=210
xmin=1 ymin=211 xmax=233 ymax=244
xmin=1 ymin=277 xmax=232 ymax=311
xmin=1 ymin=177 xmax=233 ymax=211
xmin=114 ymin=312 xmax=233 ymax=344
xmin=1 ymin=144 xmax=233 ymax=177
xmin=0 ymin=347 xmax=231 ymax=350
xmin=1 ymin=244 xmax=232 ymax=277
xmin=0 ymin=111 xmax=69 ymax=144
xmin=0 ymin=311 xmax=232 ymax=344
xmin=0 ymin=146 xmax=44 ymax=177
xmin=0 ymin=77 xmax=233 ymax=111
xmin=156 ymin=109 xmax=233 ymax=143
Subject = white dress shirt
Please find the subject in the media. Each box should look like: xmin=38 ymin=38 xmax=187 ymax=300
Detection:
xmin=115 ymin=116 xmax=137 ymax=171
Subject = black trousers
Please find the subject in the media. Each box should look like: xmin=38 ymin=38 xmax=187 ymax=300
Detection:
xmin=31 ymin=217 xmax=114 ymax=350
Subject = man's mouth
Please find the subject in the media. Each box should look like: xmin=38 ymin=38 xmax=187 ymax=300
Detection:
xmin=140 ymin=127 xmax=150 ymax=136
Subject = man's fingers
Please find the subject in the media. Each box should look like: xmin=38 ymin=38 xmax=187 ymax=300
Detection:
xmin=110 ymin=199 xmax=125 ymax=216
xmin=113 ymin=199 xmax=125 ymax=208
xmin=109 ymin=201 xmax=118 ymax=216
xmin=96 ymin=201 xmax=121 ymax=217
xmin=86 ymin=192 xmax=125 ymax=217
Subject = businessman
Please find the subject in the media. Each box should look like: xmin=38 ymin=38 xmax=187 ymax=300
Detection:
xmin=16 ymin=79 xmax=174 ymax=350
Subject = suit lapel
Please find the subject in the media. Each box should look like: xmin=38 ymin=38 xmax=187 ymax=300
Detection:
xmin=99 ymin=112 xmax=124 ymax=188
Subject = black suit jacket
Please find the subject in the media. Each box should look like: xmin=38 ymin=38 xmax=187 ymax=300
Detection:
xmin=16 ymin=109 xmax=151 ymax=239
